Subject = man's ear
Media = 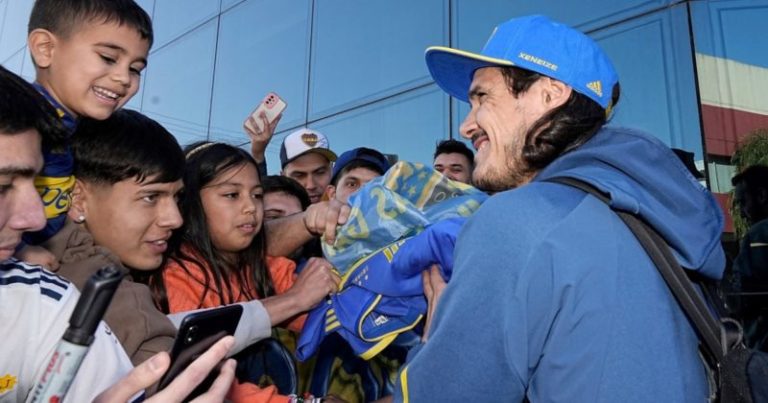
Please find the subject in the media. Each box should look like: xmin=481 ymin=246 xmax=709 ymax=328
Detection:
xmin=67 ymin=179 xmax=89 ymax=221
xmin=324 ymin=185 xmax=336 ymax=201
xmin=540 ymin=77 xmax=573 ymax=110
xmin=28 ymin=29 xmax=57 ymax=69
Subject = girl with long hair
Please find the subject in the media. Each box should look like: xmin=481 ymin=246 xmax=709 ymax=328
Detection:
xmin=154 ymin=141 xmax=340 ymax=402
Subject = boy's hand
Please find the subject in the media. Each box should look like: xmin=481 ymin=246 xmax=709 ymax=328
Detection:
xmin=16 ymin=244 xmax=59 ymax=271
xmin=244 ymin=111 xmax=282 ymax=163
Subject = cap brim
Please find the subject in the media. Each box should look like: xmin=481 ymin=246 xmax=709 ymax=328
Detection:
xmin=286 ymin=149 xmax=338 ymax=167
xmin=425 ymin=46 xmax=514 ymax=102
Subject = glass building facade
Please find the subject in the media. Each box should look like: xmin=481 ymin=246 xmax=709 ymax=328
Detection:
xmin=2 ymin=0 xmax=766 ymax=233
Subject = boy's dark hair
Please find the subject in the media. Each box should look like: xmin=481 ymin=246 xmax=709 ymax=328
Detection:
xmin=500 ymin=66 xmax=621 ymax=174
xmin=732 ymin=165 xmax=768 ymax=193
xmin=262 ymin=175 xmax=311 ymax=211
xmin=331 ymin=160 xmax=384 ymax=186
xmin=433 ymin=139 xmax=474 ymax=166
xmin=0 ymin=65 xmax=66 ymax=150
xmin=29 ymin=0 xmax=153 ymax=47
xmin=72 ymin=109 xmax=184 ymax=185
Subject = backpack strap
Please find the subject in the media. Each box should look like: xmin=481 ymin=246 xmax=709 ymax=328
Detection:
xmin=546 ymin=177 xmax=726 ymax=362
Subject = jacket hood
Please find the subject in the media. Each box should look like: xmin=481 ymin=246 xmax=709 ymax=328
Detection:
xmin=535 ymin=127 xmax=725 ymax=280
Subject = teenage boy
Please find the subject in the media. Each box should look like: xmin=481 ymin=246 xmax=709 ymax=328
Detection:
xmin=325 ymin=147 xmax=392 ymax=204
xmin=280 ymin=129 xmax=338 ymax=204
xmin=17 ymin=0 xmax=152 ymax=266
xmin=262 ymin=175 xmax=311 ymax=221
xmin=432 ymin=139 xmax=474 ymax=184
xmin=0 ymin=65 xmax=238 ymax=403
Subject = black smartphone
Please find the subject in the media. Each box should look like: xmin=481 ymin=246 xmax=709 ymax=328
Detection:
xmin=158 ymin=305 xmax=243 ymax=400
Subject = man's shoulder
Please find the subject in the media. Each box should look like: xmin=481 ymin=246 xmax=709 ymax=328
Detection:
xmin=473 ymin=181 xmax=591 ymax=227
xmin=0 ymin=259 xmax=71 ymax=303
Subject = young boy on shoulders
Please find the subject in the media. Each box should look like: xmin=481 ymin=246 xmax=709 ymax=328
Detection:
xmin=16 ymin=0 xmax=153 ymax=267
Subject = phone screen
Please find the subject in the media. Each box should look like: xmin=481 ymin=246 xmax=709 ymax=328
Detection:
xmin=158 ymin=305 xmax=243 ymax=398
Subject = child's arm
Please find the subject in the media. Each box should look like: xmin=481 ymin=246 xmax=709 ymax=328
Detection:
xmin=15 ymin=244 xmax=60 ymax=271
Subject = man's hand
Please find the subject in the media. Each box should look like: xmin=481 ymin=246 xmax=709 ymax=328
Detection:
xmin=303 ymin=199 xmax=351 ymax=245
xmin=244 ymin=111 xmax=282 ymax=163
xmin=422 ymin=264 xmax=447 ymax=342
xmin=94 ymin=336 xmax=236 ymax=403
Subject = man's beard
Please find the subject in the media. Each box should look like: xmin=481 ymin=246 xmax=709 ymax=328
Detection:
xmin=473 ymin=144 xmax=531 ymax=192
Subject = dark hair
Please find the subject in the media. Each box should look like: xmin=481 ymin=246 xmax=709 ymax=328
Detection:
xmin=28 ymin=0 xmax=153 ymax=47
xmin=0 ymin=65 xmax=67 ymax=150
xmin=262 ymin=175 xmax=311 ymax=210
xmin=732 ymin=165 xmax=768 ymax=192
xmin=433 ymin=139 xmax=474 ymax=167
xmin=154 ymin=142 xmax=274 ymax=313
xmin=500 ymin=66 xmax=621 ymax=173
xmin=72 ymin=109 xmax=184 ymax=186
xmin=331 ymin=160 xmax=385 ymax=186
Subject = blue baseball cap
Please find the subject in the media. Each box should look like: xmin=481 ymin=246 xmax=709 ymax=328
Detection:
xmin=425 ymin=15 xmax=619 ymax=110
xmin=331 ymin=147 xmax=391 ymax=185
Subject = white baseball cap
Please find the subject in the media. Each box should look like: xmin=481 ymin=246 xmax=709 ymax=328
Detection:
xmin=279 ymin=128 xmax=337 ymax=168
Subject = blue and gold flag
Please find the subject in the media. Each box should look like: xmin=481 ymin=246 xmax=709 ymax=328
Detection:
xmin=297 ymin=162 xmax=487 ymax=360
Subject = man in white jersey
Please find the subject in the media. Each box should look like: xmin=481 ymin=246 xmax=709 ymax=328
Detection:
xmin=0 ymin=65 xmax=135 ymax=402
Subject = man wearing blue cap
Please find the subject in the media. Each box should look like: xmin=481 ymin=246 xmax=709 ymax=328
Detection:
xmin=325 ymin=147 xmax=392 ymax=204
xmin=393 ymin=15 xmax=725 ymax=401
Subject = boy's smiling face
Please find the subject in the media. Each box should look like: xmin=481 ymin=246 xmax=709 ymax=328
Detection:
xmin=31 ymin=21 xmax=150 ymax=120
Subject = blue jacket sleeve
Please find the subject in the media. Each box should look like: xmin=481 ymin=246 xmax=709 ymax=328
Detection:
xmin=392 ymin=207 xmax=545 ymax=402
xmin=389 ymin=217 xmax=466 ymax=282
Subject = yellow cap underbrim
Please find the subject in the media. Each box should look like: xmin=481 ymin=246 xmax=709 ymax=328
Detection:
xmin=425 ymin=46 xmax=514 ymax=102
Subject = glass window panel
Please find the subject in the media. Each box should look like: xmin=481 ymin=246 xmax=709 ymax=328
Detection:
xmin=309 ymin=0 xmax=447 ymax=120
xmin=453 ymin=0 xmax=673 ymax=40
xmin=141 ymin=20 xmax=217 ymax=147
xmin=592 ymin=5 xmax=702 ymax=159
xmin=274 ymin=85 xmax=449 ymax=174
xmin=221 ymin=0 xmax=245 ymax=12
xmin=151 ymin=0 xmax=219 ymax=49
xmin=0 ymin=0 xmax=32 ymax=62
xmin=692 ymin=0 xmax=768 ymax=68
xmin=691 ymin=1 xmax=768 ymax=159
xmin=1 ymin=47 xmax=25 ymax=76
xmin=209 ymin=0 xmax=311 ymax=145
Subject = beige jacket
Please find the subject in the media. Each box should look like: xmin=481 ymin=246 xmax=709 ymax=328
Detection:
xmin=43 ymin=220 xmax=176 ymax=365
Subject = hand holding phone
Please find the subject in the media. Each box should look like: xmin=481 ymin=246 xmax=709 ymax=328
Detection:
xmin=158 ymin=305 xmax=243 ymax=400
xmin=93 ymin=337 xmax=237 ymax=403
xmin=244 ymin=92 xmax=287 ymax=134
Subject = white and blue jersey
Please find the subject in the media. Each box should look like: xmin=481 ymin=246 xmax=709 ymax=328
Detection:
xmin=0 ymin=258 xmax=134 ymax=402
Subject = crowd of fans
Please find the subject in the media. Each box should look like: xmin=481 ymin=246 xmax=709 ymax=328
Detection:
xmin=1 ymin=1 xmax=765 ymax=402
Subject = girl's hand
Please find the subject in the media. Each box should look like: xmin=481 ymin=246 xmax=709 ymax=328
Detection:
xmin=288 ymin=257 xmax=340 ymax=311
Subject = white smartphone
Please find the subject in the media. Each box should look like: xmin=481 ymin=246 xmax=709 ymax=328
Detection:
xmin=244 ymin=92 xmax=287 ymax=132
